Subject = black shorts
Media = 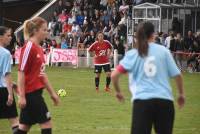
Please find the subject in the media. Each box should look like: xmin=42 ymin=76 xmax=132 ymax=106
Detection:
xmin=19 ymin=89 xmax=51 ymax=125
xmin=131 ymin=99 xmax=174 ymax=134
xmin=0 ymin=87 xmax=18 ymax=119
xmin=94 ymin=64 xmax=111 ymax=73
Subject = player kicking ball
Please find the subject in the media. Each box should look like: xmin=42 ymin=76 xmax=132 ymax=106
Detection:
xmin=88 ymin=32 xmax=113 ymax=92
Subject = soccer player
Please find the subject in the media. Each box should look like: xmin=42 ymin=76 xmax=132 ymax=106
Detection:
xmin=0 ymin=26 xmax=19 ymax=134
xmin=17 ymin=17 xmax=60 ymax=134
xmin=88 ymin=32 xmax=113 ymax=92
xmin=111 ymin=22 xmax=185 ymax=134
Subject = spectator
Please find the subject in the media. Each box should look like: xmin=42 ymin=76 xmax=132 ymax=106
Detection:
xmin=76 ymin=11 xmax=85 ymax=26
xmin=60 ymin=35 xmax=68 ymax=49
xmin=56 ymin=0 xmax=65 ymax=14
xmin=184 ymin=30 xmax=194 ymax=51
xmin=174 ymin=33 xmax=185 ymax=71
xmin=84 ymin=30 xmax=96 ymax=48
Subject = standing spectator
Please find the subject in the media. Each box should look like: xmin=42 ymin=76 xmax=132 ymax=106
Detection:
xmin=56 ymin=0 xmax=65 ymax=14
xmin=0 ymin=26 xmax=19 ymax=134
xmin=184 ymin=30 xmax=194 ymax=51
xmin=17 ymin=17 xmax=60 ymax=134
xmin=88 ymin=32 xmax=113 ymax=92
xmin=174 ymin=33 xmax=185 ymax=71
xmin=169 ymin=34 xmax=176 ymax=52
xmin=111 ymin=22 xmax=185 ymax=134
xmin=113 ymin=36 xmax=125 ymax=62
xmin=165 ymin=30 xmax=173 ymax=49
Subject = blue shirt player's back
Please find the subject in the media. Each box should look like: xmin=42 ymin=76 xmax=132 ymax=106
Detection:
xmin=119 ymin=42 xmax=180 ymax=101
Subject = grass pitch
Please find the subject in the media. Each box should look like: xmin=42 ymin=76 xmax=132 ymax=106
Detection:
xmin=0 ymin=67 xmax=200 ymax=134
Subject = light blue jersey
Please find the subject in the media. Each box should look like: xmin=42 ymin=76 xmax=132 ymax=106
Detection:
xmin=0 ymin=46 xmax=12 ymax=87
xmin=119 ymin=43 xmax=180 ymax=101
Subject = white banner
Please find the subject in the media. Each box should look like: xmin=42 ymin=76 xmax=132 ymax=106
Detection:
xmin=51 ymin=49 xmax=78 ymax=65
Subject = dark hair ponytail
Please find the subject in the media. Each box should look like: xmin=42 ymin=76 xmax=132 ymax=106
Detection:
xmin=0 ymin=26 xmax=9 ymax=36
xmin=136 ymin=22 xmax=154 ymax=57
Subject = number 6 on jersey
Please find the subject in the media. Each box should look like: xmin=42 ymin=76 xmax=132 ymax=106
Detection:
xmin=144 ymin=56 xmax=157 ymax=77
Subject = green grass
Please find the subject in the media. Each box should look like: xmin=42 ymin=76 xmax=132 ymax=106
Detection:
xmin=0 ymin=67 xmax=200 ymax=134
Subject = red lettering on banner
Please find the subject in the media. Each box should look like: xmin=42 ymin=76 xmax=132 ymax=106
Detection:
xmin=51 ymin=49 xmax=78 ymax=65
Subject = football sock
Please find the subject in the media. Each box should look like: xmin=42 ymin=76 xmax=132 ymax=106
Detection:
xmin=106 ymin=77 xmax=111 ymax=87
xmin=95 ymin=77 xmax=99 ymax=88
xmin=41 ymin=128 xmax=52 ymax=134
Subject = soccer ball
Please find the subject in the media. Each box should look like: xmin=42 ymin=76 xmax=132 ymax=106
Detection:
xmin=57 ymin=89 xmax=67 ymax=97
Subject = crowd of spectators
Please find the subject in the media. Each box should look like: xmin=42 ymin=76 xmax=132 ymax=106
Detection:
xmin=10 ymin=0 xmax=200 ymax=72
xmin=154 ymin=30 xmax=200 ymax=72
xmin=42 ymin=0 xmax=132 ymax=57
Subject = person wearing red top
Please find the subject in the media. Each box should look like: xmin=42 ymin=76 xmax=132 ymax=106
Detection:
xmin=88 ymin=32 xmax=113 ymax=92
xmin=17 ymin=17 xmax=60 ymax=134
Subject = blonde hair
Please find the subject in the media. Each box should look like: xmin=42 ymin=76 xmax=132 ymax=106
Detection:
xmin=23 ymin=17 xmax=47 ymax=40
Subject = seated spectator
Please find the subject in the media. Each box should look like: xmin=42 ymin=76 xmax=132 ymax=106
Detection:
xmin=71 ymin=1 xmax=81 ymax=14
xmin=62 ymin=21 xmax=72 ymax=34
xmin=100 ymin=10 xmax=110 ymax=26
xmin=84 ymin=30 xmax=96 ymax=48
xmin=58 ymin=10 xmax=69 ymax=23
xmin=51 ymin=39 xmax=60 ymax=48
xmin=60 ymin=35 xmax=68 ymax=49
xmin=76 ymin=11 xmax=85 ymax=26
xmin=82 ymin=20 xmax=92 ymax=36
xmin=111 ymin=8 xmax=121 ymax=27
xmin=92 ymin=9 xmax=100 ymax=23
xmin=64 ymin=1 xmax=72 ymax=14
xmin=71 ymin=21 xmax=82 ymax=36
xmin=187 ymin=38 xmax=200 ymax=72
xmin=91 ymin=21 xmax=100 ymax=34
xmin=100 ymin=0 xmax=108 ymax=10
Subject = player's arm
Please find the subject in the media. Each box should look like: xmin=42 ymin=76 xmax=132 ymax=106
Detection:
xmin=41 ymin=74 xmax=60 ymax=106
xmin=88 ymin=42 xmax=96 ymax=56
xmin=2 ymin=53 xmax=13 ymax=106
xmin=107 ymin=41 xmax=113 ymax=57
xmin=174 ymin=74 xmax=185 ymax=109
xmin=166 ymin=49 xmax=185 ymax=109
xmin=18 ymin=71 xmax=26 ymax=108
xmin=111 ymin=65 xmax=126 ymax=102
xmin=4 ymin=72 xmax=13 ymax=106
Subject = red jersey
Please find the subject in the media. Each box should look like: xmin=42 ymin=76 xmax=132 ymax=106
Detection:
xmin=18 ymin=41 xmax=45 ymax=93
xmin=88 ymin=40 xmax=112 ymax=65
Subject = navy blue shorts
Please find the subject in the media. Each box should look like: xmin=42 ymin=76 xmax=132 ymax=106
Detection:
xmin=94 ymin=64 xmax=111 ymax=73
xmin=131 ymin=99 xmax=174 ymax=134
xmin=0 ymin=87 xmax=18 ymax=119
xmin=19 ymin=89 xmax=51 ymax=125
